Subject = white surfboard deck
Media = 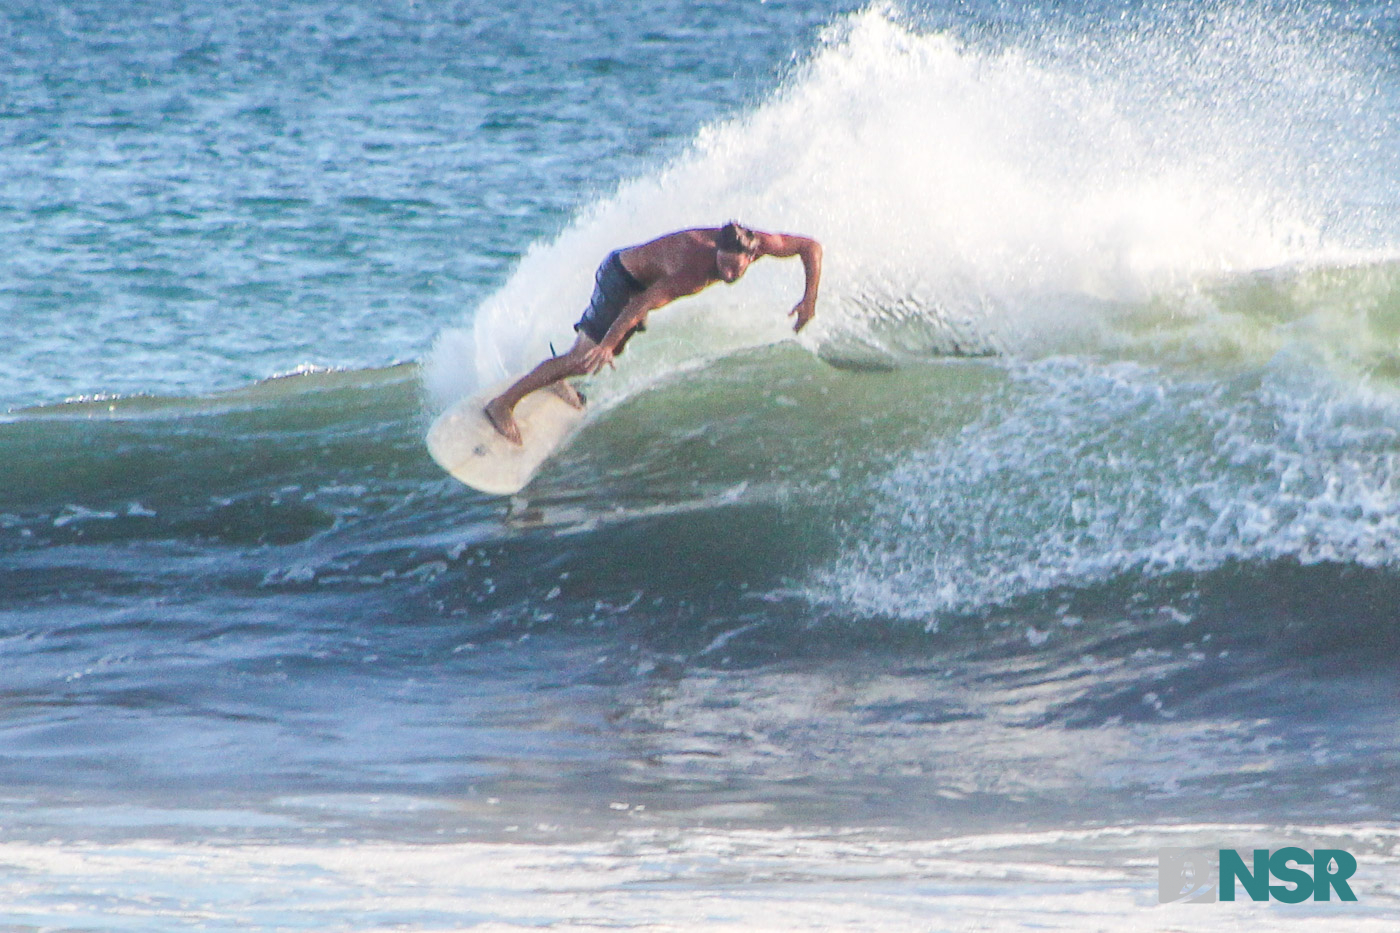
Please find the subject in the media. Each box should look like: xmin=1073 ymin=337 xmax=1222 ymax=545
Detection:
xmin=427 ymin=385 xmax=586 ymax=496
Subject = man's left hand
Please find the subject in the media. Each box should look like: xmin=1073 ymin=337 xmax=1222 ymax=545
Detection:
xmin=789 ymin=300 xmax=816 ymax=333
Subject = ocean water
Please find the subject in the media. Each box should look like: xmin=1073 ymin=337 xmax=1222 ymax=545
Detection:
xmin=5 ymin=0 xmax=1400 ymax=928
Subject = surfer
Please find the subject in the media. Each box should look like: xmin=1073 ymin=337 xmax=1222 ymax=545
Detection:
xmin=483 ymin=222 xmax=823 ymax=444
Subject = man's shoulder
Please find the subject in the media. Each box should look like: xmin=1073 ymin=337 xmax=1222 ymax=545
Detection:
xmin=638 ymin=228 xmax=716 ymax=262
xmin=660 ymin=227 xmax=720 ymax=247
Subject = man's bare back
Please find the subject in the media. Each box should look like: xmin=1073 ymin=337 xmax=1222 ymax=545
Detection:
xmin=484 ymin=222 xmax=822 ymax=445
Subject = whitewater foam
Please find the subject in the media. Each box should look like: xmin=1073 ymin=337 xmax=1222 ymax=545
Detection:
xmin=823 ymin=354 xmax=1400 ymax=623
xmin=4 ymin=822 xmax=1392 ymax=931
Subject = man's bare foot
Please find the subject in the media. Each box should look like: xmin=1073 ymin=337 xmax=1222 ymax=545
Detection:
xmin=483 ymin=398 xmax=522 ymax=445
xmin=549 ymin=382 xmax=586 ymax=410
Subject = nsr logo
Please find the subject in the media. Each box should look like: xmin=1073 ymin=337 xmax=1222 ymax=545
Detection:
xmin=1159 ymin=848 xmax=1358 ymax=904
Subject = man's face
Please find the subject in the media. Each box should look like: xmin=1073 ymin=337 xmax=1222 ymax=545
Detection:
xmin=716 ymin=249 xmax=754 ymax=283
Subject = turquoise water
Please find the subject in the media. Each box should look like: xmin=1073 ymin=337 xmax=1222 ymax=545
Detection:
xmin=6 ymin=1 xmax=1400 ymax=928
xmin=1 ymin=0 xmax=849 ymax=405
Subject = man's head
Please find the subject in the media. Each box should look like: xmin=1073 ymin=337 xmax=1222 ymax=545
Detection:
xmin=715 ymin=221 xmax=759 ymax=283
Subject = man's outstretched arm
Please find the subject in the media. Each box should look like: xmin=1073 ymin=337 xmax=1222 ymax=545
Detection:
xmin=754 ymin=232 xmax=822 ymax=332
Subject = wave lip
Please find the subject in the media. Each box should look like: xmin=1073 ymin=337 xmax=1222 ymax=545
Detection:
xmin=5 ymin=363 xmax=418 ymax=424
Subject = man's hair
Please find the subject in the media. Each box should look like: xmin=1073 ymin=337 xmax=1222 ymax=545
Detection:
xmin=717 ymin=221 xmax=759 ymax=254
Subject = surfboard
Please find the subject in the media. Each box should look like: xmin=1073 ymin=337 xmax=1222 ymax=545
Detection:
xmin=426 ymin=385 xmax=586 ymax=496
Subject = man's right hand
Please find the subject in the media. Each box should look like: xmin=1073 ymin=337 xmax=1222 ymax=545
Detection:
xmin=582 ymin=343 xmax=616 ymax=374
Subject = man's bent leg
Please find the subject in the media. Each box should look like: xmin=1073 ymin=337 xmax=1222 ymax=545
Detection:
xmin=484 ymin=334 xmax=594 ymax=444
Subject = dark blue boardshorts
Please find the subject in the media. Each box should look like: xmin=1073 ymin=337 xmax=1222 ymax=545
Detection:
xmin=574 ymin=251 xmax=647 ymax=354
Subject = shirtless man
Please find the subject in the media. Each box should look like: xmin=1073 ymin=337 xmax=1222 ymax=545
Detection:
xmin=484 ymin=222 xmax=823 ymax=444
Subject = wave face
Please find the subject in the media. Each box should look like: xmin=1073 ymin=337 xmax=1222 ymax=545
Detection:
xmin=826 ymin=343 xmax=1400 ymax=622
